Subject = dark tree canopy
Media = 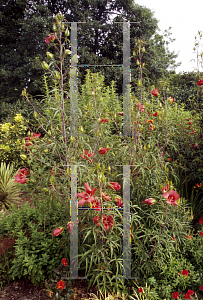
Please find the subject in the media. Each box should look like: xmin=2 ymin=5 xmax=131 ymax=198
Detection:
xmin=0 ymin=0 xmax=181 ymax=106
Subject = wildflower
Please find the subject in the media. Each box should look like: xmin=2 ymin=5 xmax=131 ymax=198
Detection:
xmin=186 ymin=235 xmax=192 ymax=240
xmin=184 ymin=293 xmax=191 ymax=299
xmin=197 ymin=79 xmax=203 ymax=86
xmin=53 ymin=227 xmax=63 ymax=236
xmin=137 ymin=102 xmax=145 ymax=112
xmin=198 ymin=217 xmax=203 ymax=224
xmin=200 ymin=286 xmax=203 ymax=292
xmin=187 ymin=122 xmax=192 ymax=125
xmin=102 ymin=192 xmax=112 ymax=201
xmin=182 ymin=269 xmax=189 ymax=278
xmin=153 ymin=112 xmax=158 ymax=117
xmin=187 ymin=290 xmax=194 ymax=296
xmin=142 ymin=198 xmax=156 ymax=205
xmin=199 ymin=232 xmax=203 ymax=236
xmin=162 ymin=184 xmax=170 ymax=193
xmin=61 ymin=258 xmax=68 ymax=266
xmin=138 ymin=288 xmax=144 ymax=293
xmin=196 ymin=183 xmax=202 ymax=188
xmin=115 ymin=198 xmax=123 ymax=207
xmin=172 ymin=291 xmax=180 ymax=299
xmin=45 ymin=34 xmax=56 ymax=44
xmin=118 ymin=112 xmax=123 ymax=116
xmin=77 ymin=182 xmax=97 ymax=205
xmin=14 ymin=169 xmax=29 ymax=184
xmin=108 ymin=182 xmax=121 ymax=190
xmin=14 ymin=114 xmax=24 ymax=122
xmin=151 ymin=89 xmax=159 ymax=97
xmin=67 ymin=222 xmax=73 ymax=233
xmin=57 ymin=280 xmax=65 ymax=290
xmin=100 ymin=118 xmax=109 ymax=123
xmin=93 ymin=216 xmax=101 ymax=226
xmin=102 ymin=215 xmax=114 ymax=231
xmin=186 ymin=119 xmax=189 ymax=121
xmin=168 ymin=158 xmax=172 ymax=161
xmin=146 ymin=119 xmax=154 ymax=123
xmin=194 ymin=143 xmax=198 ymax=148
xmin=172 ymin=236 xmax=175 ymax=241
xmin=81 ymin=150 xmax=96 ymax=162
xmin=99 ymin=147 xmax=109 ymax=154
xmin=162 ymin=190 xmax=179 ymax=205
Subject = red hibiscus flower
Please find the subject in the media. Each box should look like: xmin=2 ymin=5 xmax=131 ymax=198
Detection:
xmin=186 ymin=235 xmax=192 ymax=240
xmin=199 ymin=216 xmax=203 ymax=224
xmin=115 ymin=198 xmax=123 ymax=207
xmin=142 ymin=198 xmax=156 ymax=205
xmin=184 ymin=294 xmax=191 ymax=299
xmin=25 ymin=141 xmax=31 ymax=147
xmin=138 ymin=288 xmax=144 ymax=293
xmin=108 ymin=182 xmax=121 ymax=190
xmin=93 ymin=216 xmax=101 ymax=226
xmin=99 ymin=147 xmax=109 ymax=154
xmin=91 ymin=196 xmax=102 ymax=211
xmin=137 ymin=102 xmax=145 ymax=112
xmin=194 ymin=143 xmax=198 ymax=148
xmin=102 ymin=215 xmax=114 ymax=231
xmin=151 ymin=89 xmax=159 ymax=97
xmin=102 ymin=192 xmax=112 ymax=201
xmin=172 ymin=236 xmax=175 ymax=241
xmin=45 ymin=34 xmax=56 ymax=44
xmin=53 ymin=227 xmax=63 ymax=236
xmin=100 ymin=118 xmax=109 ymax=123
xmin=200 ymin=286 xmax=203 ymax=292
xmin=162 ymin=184 xmax=170 ymax=193
xmin=182 ymin=269 xmax=189 ymax=277
xmin=199 ymin=232 xmax=203 ymax=236
xmin=32 ymin=132 xmax=41 ymax=138
xmin=162 ymin=190 xmax=179 ymax=205
xmin=57 ymin=280 xmax=65 ymax=290
xmin=153 ymin=112 xmax=158 ymax=117
xmin=197 ymin=79 xmax=203 ymax=86
xmin=81 ymin=150 xmax=96 ymax=162
xmin=67 ymin=221 xmax=73 ymax=233
xmin=14 ymin=168 xmax=29 ymax=184
xmin=172 ymin=291 xmax=180 ymax=299
xmin=118 ymin=112 xmax=123 ymax=115
xmin=77 ymin=182 xmax=97 ymax=205
xmin=186 ymin=119 xmax=189 ymax=121
xmin=62 ymin=258 xmax=68 ymax=266
xmin=187 ymin=290 xmax=194 ymax=296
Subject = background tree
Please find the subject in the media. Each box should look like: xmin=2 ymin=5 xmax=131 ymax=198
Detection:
xmin=0 ymin=0 xmax=181 ymax=116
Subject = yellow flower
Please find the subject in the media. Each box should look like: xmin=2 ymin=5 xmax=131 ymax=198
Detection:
xmin=4 ymin=145 xmax=11 ymax=152
xmin=1 ymin=122 xmax=11 ymax=132
xmin=14 ymin=114 xmax=24 ymax=122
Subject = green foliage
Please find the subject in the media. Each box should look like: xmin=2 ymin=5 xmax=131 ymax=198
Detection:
xmin=0 ymin=162 xmax=22 ymax=212
xmin=0 ymin=200 xmax=71 ymax=290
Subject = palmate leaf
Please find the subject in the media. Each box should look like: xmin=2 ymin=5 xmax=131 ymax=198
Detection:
xmin=0 ymin=161 xmax=22 ymax=211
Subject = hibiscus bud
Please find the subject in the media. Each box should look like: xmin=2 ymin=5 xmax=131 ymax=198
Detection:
xmin=70 ymin=136 xmax=75 ymax=142
xmin=55 ymin=71 xmax=60 ymax=80
xmin=148 ymin=143 xmax=151 ymax=149
xmin=65 ymin=28 xmax=70 ymax=36
xmin=108 ymin=166 xmax=111 ymax=172
xmin=65 ymin=49 xmax=71 ymax=56
xmin=142 ymin=47 xmax=145 ymax=52
xmin=174 ymin=103 xmax=177 ymax=111
xmin=47 ymin=52 xmax=54 ymax=59
xmin=137 ymin=79 xmax=142 ymax=87
xmin=20 ymin=154 xmax=27 ymax=160
xmin=144 ymin=145 xmax=147 ymax=151
xmin=53 ymin=23 xmax=57 ymax=31
xmin=136 ymin=59 xmax=140 ymax=65
xmin=61 ymin=23 xmax=65 ymax=30
xmin=41 ymin=61 xmax=49 ymax=70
